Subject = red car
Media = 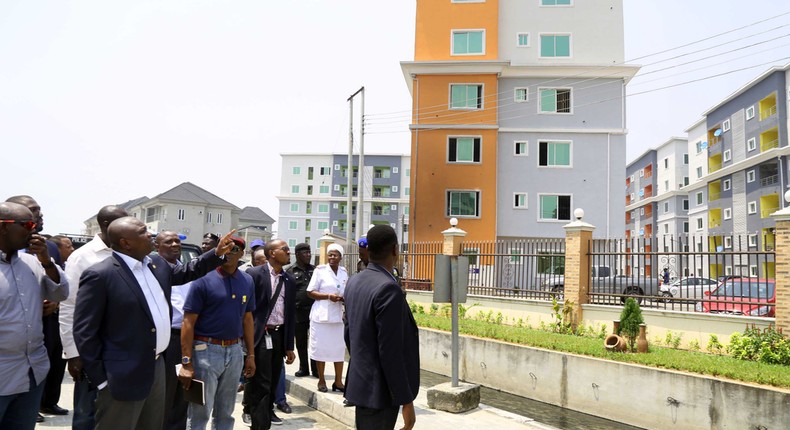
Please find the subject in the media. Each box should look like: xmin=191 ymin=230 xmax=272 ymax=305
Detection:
xmin=695 ymin=278 xmax=775 ymax=317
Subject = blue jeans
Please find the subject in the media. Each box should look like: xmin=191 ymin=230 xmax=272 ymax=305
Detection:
xmin=275 ymin=362 xmax=286 ymax=405
xmin=0 ymin=370 xmax=46 ymax=430
xmin=187 ymin=341 xmax=243 ymax=430
xmin=72 ymin=379 xmax=97 ymax=430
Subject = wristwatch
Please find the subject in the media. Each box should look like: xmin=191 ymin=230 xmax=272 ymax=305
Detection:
xmin=182 ymin=356 xmax=191 ymax=365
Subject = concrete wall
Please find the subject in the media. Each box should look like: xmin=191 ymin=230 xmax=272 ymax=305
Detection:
xmin=407 ymin=290 xmax=772 ymax=348
xmin=419 ymin=328 xmax=789 ymax=430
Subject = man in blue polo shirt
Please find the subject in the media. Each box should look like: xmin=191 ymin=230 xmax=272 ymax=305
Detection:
xmin=179 ymin=237 xmax=256 ymax=430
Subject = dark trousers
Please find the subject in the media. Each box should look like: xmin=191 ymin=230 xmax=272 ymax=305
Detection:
xmin=355 ymin=405 xmax=400 ymax=430
xmin=246 ymin=328 xmax=284 ymax=430
xmin=294 ymin=311 xmax=317 ymax=375
xmin=0 ymin=369 xmax=45 ymax=430
xmin=94 ymin=355 xmax=166 ymax=430
xmin=71 ymin=379 xmax=96 ymax=430
xmin=164 ymin=329 xmax=188 ymax=430
xmin=41 ymin=312 xmax=66 ymax=408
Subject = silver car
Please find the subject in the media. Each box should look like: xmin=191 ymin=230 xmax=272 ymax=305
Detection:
xmin=660 ymin=276 xmax=719 ymax=300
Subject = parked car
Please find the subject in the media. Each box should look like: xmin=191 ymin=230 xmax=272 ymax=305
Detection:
xmin=541 ymin=265 xmax=661 ymax=303
xmin=659 ymin=277 xmax=719 ymax=300
xmin=694 ymin=278 xmax=775 ymax=317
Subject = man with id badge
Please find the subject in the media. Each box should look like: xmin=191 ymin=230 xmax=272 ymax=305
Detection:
xmin=245 ymin=239 xmax=296 ymax=429
xmin=179 ymin=236 xmax=255 ymax=430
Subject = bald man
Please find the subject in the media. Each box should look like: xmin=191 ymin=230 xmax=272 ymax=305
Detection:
xmin=73 ymin=217 xmax=235 ymax=430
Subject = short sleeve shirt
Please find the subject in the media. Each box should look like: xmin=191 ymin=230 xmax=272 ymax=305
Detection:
xmin=184 ymin=268 xmax=256 ymax=340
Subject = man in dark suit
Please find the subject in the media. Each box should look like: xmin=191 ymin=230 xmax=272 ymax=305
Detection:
xmin=244 ymin=239 xmax=296 ymax=429
xmin=343 ymin=225 xmax=419 ymax=430
xmin=73 ymin=217 xmax=233 ymax=430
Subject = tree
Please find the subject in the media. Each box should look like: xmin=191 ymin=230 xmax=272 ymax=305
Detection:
xmin=619 ymin=297 xmax=645 ymax=352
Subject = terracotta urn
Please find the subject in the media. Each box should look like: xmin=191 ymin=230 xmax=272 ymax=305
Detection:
xmin=637 ymin=323 xmax=648 ymax=353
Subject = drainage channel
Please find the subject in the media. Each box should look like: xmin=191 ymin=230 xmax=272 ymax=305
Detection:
xmin=421 ymin=370 xmax=643 ymax=430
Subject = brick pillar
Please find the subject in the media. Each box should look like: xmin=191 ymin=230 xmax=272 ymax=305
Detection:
xmin=771 ymin=198 xmax=790 ymax=334
xmin=563 ymin=214 xmax=595 ymax=330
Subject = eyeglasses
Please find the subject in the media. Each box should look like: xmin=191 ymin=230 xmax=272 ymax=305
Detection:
xmin=0 ymin=220 xmax=37 ymax=231
xmin=276 ymin=246 xmax=290 ymax=252
xmin=231 ymin=245 xmax=242 ymax=253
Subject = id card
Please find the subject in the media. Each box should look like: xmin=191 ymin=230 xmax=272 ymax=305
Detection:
xmin=265 ymin=333 xmax=273 ymax=350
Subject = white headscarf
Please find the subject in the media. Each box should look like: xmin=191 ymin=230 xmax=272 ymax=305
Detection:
xmin=327 ymin=243 xmax=344 ymax=256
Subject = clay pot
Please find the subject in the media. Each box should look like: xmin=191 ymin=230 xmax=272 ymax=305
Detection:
xmin=604 ymin=334 xmax=627 ymax=352
xmin=637 ymin=324 xmax=648 ymax=353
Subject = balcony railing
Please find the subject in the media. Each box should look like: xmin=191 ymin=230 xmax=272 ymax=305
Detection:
xmin=761 ymin=205 xmax=779 ymax=218
xmin=761 ymin=138 xmax=779 ymax=151
xmin=761 ymin=105 xmax=777 ymax=121
xmin=709 ymin=192 xmax=720 ymax=202
xmin=761 ymin=174 xmax=779 ymax=187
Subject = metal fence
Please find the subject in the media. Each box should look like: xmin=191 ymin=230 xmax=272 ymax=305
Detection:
xmin=392 ymin=234 xmax=776 ymax=317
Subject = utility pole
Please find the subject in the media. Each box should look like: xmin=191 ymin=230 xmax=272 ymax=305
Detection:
xmin=356 ymin=87 xmax=365 ymax=242
xmin=346 ymin=87 xmax=364 ymax=247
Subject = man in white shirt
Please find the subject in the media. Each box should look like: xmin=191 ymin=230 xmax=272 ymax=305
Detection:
xmin=59 ymin=205 xmax=127 ymax=430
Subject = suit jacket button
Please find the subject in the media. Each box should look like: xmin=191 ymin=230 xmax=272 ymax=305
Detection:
xmin=151 ymin=328 xmax=156 ymax=332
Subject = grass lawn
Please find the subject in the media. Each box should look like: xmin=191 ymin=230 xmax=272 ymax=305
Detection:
xmin=413 ymin=313 xmax=790 ymax=389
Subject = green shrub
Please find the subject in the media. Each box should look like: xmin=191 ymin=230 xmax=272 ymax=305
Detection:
xmin=665 ymin=331 xmax=683 ymax=349
xmin=688 ymin=339 xmax=701 ymax=352
xmin=707 ymin=334 xmax=724 ymax=355
xmin=619 ymin=298 xmax=645 ymax=352
xmin=728 ymin=325 xmax=790 ymax=365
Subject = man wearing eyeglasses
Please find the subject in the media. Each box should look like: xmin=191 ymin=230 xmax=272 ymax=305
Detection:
xmin=245 ymin=239 xmax=296 ymax=429
xmin=178 ymin=236 xmax=256 ymax=430
xmin=0 ymin=202 xmax=68 ymax=430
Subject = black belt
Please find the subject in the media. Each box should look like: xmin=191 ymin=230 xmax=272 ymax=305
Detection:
xmin=171 ymin=328 xmax=181 ymax=335
xmin=266 ymin=324 xmax=282 ymax=331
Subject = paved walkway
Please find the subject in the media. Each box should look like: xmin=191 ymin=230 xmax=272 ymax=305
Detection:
xmin=38 ymin=362 xmax=557 ymax=429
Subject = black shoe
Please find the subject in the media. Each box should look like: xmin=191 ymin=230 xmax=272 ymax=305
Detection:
xmin=41 ymin=405 xmax=69 ymax=415
xmin=242 ymin=413 xmax=251 ymax=426
xmin=270 ymin=412 xmax=283 ymax=425
xmin=332 ymin=383 xmax=345 ymax=393
xmin=276 ymin=402 xmax=292 ymax=414
xmin=294 ymin=370 xmax=309 ymax=377
xmin=36 ymin=414 xmax=44 ymax=423
xmin=343 ymin=399 xmax=355 ymax=407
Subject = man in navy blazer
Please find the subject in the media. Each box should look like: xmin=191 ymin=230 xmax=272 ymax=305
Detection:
xmin=244 ymin=239 xmax=296 ymax=430
xmin=73 ymin=217 xmax=233 ymax=430
xmin=344 ymin=225 xmax=419 ymax=430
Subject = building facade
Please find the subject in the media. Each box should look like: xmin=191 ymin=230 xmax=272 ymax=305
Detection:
xmin=278 ymin=153 xmax=410 ymax=250
xmin=402 ymin=0 xmax=638 ymax=242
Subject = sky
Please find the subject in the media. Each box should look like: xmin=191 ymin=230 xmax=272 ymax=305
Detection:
xmin=1 ymin=0 xmax=789 ymax=236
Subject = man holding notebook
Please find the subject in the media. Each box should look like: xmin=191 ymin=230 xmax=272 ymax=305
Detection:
xmin=179 ymin=236 xmax=256 ymax=430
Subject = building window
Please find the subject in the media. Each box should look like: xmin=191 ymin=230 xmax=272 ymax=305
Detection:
xmin=405 ymin=187 xmax=410 ymax=196
xmin=392 ymin=185 xmax=399 ymax=193
xmin=514 ymin=193 xmax=527 ymax=209
xmin=216 ymin=213 xmax=223 ymax=224
xmin=447 ymin=190 xmax=480 ymax=217
xmin=333 ymin=184 xmax=340 ymax=191
xmin=319 ymin=185 xmax=329 ymax=194
xmin=696 ymin=141 xmax=705 ymax=153
xmin=723 ymin=179 xmax=731 ymax=191
xmin=318 ymin=204 xmax=329 ymax=213
xmin=663 ymin=224 xmax=669 ymax=234
xmin=747 ymin=137 xmax=757 ymax=151
xmin=307 ymin=185 xmax=313 ymax=195
xmin=514 ymin=87 xmax=528 ymax=102
xmin=664 ymin=202 xmax=669 ymax=213
xmin=334 ymin=164 xmax=340 ymax=171
xmin=684 ymin=177 xmax=689 ymax=186
xmin=747 ymin=170 xmax=756 ymax=183
xmin=206 ymin=212 xmax=213 ymax=223
xmin=682 ymin=199 xmax=689 ymax=210
xmin=724 ymin=208 xmax=732 ymax=220
xmin=292 ymin=167 xmax=301 ymax=175
xmin=515 ymin=141 xmax=528 ymax=156
xmin=317 ymin=221 xmax=328 ymax=231
xmin=746 ymin=105 xmax=755 ymax=120
xmin=683 ymin=221 xmax=689 ymax=233
xmin=289 ymin=221 xmax=298 ymax=230
xmin=540 ymin=34 xmax=571 ymax=57
xmin=542 ymin=0 xmax=571 ymax=5
xmin=374 ymin=167 xmax=391 ymax=179
xmin=538 ymin=88 xmax=571 ymax=113
xmin=393 ymin=167 xmax=399 ymax=174
xmin=640 ymin=207 xmax=645 ymax=216
xmin=696 ymin=166 xmax=703 ymax=178
xmin=516 ymin=33 xmax=530 ymax=47
xmin=748 ymin=234 xmax=757 ymax=247
xmin=307 ymin=167 xmax=314 ymax=180
xmin=664 ymin=158 xmax=669 ymax=169
xmin=406 ymin=169 xmax=410 ymax=177
xmin=448 ymin=137 xmax=482 ymax=163
xmin=305 ymin=202 xmax=312 ymax=214
xmin=683 ymin=153 xmax=689 ymax=164
xmin=664 ymin=180 xmax=669 ymax=191
xmin=538 ymin=141 xmax=571 ymax=167
xmin=291 ymin=185 xmax=299 ymax=194
xmin=723 ymin=150 xmax=731 ymax=162
xmin=177 ymin=209 xmax=185 ymax=221
xmin=404 ymin=205 xmax=410 ymax=215
xmin=288 ymin=239 xmax=297 ymax=248
xmin=539 ymin=195 xmax=571 ymax=221
xmin=696 ymin=218 xmax=703 ymax=230
xmin=451 ymin=30 xmax=485 ymax=55
xmin=290 ymin=203 xmax=299 ymax=213
xmin=722 ymin=119 xmax=731 ymax=132
xmin=305 ymin=219 xmax=311 ymax=232
xmin=450 ymin=84 xmax=483 ymax=109
xmin=748 ymin=201 xmax=757 ymax=214
xmin=696 ymin=192 xmax=703 ymax=205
